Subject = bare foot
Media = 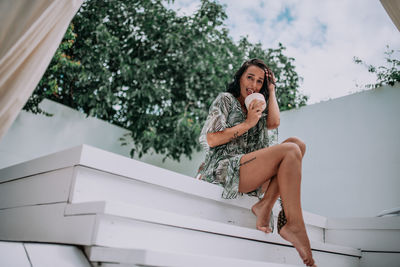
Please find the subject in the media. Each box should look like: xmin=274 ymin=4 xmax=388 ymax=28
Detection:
xmin=279 ymin=222 xmax=316 ymax=266
xmin=251 ymin=199 xmax=273 ymax=233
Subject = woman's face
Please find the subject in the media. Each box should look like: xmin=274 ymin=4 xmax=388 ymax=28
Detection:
xmin=239 ymin=65 xmax=265 ymax=99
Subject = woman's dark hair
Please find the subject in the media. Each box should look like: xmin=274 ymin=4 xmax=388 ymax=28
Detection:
xmin=227 ymin=58 xmax=273 ymax=101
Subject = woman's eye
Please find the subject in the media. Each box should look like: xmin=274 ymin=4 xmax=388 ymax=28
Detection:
xmin=257 ymin=80 xmax=263 ymax=84
xmin=247 ymin=76 xmax=253 ymax=80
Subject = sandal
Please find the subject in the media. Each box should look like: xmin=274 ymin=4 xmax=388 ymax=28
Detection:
xmin=277 ymin=199 xmax=287 ymax=234
xmin=277 ymin=208 xmax=287 ymax=234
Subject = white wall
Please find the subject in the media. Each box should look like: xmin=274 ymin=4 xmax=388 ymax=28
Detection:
xmin=278 ymin=84 xmax=400 ymax=217
xmin=0 ymin=99 xmax=204 ymax=177
xmin=0 ymin=84 xmax=399 ymax=218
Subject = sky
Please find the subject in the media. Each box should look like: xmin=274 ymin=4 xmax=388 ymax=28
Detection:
xmin=167 ymin=0 xmax=399 ymax=104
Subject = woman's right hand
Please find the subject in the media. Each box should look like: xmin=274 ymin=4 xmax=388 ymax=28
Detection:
xmin=245 ymin=100 xmax=264 ymax=128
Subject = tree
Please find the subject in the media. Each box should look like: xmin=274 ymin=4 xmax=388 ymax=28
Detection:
xmin=24 ymin=0 xmax=307 ymax=161
xmin=353 ymin=45 xmax=400 ymax=89
xmin=24 ymin=24 xmax=82 ymax=115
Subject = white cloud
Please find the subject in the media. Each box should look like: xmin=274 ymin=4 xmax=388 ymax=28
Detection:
xmin=168 ymin=0 xmax=400 ymax=104
xmin=166 ymin=0 xmax=201 ymax=16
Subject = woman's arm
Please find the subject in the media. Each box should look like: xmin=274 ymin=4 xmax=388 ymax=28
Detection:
xmin=207 ymin=121 xmax=251 ymax=148
xmin=266 ymin=70 xmax=280 ymax=129
xmin=207 ymin=100 xmax=262 ymax=148
xmin=266 ymin=87 xmax=280 ymax=129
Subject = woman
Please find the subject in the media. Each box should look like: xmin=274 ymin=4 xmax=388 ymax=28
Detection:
xmin=197 ymin=59 xmax=316 ymax=266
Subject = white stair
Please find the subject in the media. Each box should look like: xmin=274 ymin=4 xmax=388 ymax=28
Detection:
xmin=86 ymin=246 xmax=302 ymax=267
xmin=0 ymin=145 xmax=398 ymax=266
xmin=326 ymin=217 xmax=400 ymax=267
xmin=0 ymin=241 xmax=91 ymax=267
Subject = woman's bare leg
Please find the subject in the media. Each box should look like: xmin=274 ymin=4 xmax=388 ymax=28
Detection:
xmin=239 ymin=142 xmax=315 ymax=266
xmin=251 ymin=176 xmax=279 ymax=233
xmin=250 ymin=137 xmax=306 ymax=234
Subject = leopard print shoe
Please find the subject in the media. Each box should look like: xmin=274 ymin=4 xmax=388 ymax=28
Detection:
xmin=277 ymin=208 xmax=287 ymax=234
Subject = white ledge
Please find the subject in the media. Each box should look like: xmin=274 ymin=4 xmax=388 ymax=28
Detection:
xmin=66 ymin=200 xmax=360 ymax=257
xmin=0 ymin=144 xmax=328 ymax=228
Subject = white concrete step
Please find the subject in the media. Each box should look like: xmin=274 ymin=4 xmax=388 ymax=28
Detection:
xmin=0 ymin=203 xmax=95 ymax=245
xmin=326 ymin=217 xmax=400 ymax=251
xmin=5 ymin=145 xmax=394 ymax=266
xmin=326 ymin=216 xmax=400 ymax=267
xmin=0 ymin=241 xmax=91 ymax=267
xmin=85 ymin=246 xmax=302 ymax=267
xmin=0 ymin=241 xmax=31 ymax=267
xmin=65 ymin=200 xmax=360 ymax=258
xmin=80 ymin=203 xmax=360 ymax=267
xmin=0 ymin=145 xmax=326 ymax=243
xmin=0 ymin=202 xmax=361 ymax=267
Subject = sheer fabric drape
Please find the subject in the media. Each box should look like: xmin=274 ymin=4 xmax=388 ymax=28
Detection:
xmin=0 ymin=0 xmax=83 ymax=140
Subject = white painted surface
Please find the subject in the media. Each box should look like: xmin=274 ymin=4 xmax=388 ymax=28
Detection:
xmin=70 ymin=165 xmax=261 ymax=228
xmin=278 ymin=84 xmax=400 ymax=217
xmin=0 ymin=146 xmax=327 ymax=229
xmin=1 ymin=85 xmax=398 ymax=218
xmin=360 ymin=251 xmax=400 ymax=267
xmin=77 ymin=145 xmax=252 ymax=208
xmin=0 ymin=167 xmax=73 ymax=209
xmin=325 ymin=216 xmax=400 ymax=252
xmin=0 ymin=241 xmax=31 ymax=267
xmin=24 ymin=243 xmax=91 ymax=267
xmin=65 ymin=201 xmax=329 ymax=247
xmin=69 ymin=164 xmax=326 ymax=240
xmin=5 ymin=143 xmax=400 ymax=265
xmin=92 ymin=214 xmax=360 ymax=266
xmin=0 ymin=203 xmax=95 ymax=245
xmin=327 ymin=216 xmax=400 ymax=229
xmin=0 ymin=145 xmax=82 ymax=183
xmin=86 ymin=246 xmax=303 ymax=267
xmin=0 ymin=98 xmax=203 ymax=177
xmin=325 ymin=229 xmax=400 ymax=251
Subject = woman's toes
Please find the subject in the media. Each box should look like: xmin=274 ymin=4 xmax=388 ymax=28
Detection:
xmin=264 ymin=227 xmax=272 ymax=233
xmin=257 ymin=226 xmax=271 ymax=233
xmin=257 ymin=226 xmax=267 ymax=232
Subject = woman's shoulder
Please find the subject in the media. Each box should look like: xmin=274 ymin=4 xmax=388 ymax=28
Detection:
xmin=217 ymin=92 xmax=235 ymax=98
xmin=214 ymin=92 xmax=236 ymax=104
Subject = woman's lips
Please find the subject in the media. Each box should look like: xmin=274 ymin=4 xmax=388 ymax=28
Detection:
xmin=246 ymin=88 xmax=254 ymax=95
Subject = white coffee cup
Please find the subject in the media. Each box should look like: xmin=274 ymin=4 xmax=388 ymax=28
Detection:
xmin=245 ymin=93 xmax=266 ymax=111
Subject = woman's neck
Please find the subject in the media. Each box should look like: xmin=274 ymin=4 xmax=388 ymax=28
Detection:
xmin=237 ymin=95 xmax=245 ymax=106
xmin=236 ymin=96 xmax=247 ymax=113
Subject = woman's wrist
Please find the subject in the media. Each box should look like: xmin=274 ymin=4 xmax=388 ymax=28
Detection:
xmin=268 ymin=86 xmax=276 ymax=94
xmin=242 ymin=120 xmax=252 ymax=131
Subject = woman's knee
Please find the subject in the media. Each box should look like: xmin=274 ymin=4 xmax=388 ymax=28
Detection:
xmin=282 ymin=137 xmax=306 ymax=157
xmin=280 ymin=142 xmax=302 ymax=160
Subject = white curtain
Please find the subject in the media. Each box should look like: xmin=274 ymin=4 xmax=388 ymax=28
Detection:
xmin=0 ymin=0 xmax=83 ymax=140
xmin=381 ymin=0 xmax=400 ymax=31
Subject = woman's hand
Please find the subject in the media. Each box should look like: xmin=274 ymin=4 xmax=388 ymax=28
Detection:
xmin=264 ymin=68 xmax=280 ymax=129
xmin=245 ymin=100 xmax=264 ymax=128
xmin=266 ymin=68 xmax=276 ymax=92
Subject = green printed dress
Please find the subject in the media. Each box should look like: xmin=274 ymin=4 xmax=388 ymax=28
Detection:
xmin=197 ymin=92 xmax=278 ymax=199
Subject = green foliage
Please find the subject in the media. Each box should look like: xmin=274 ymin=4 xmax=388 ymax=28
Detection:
xmin=24 ymin=0 xmax=307 ymax=161
xmin=24 ymin=24 xmax=82 ymax=116
xmin=353 ymin=45 xmax=400 ymax=89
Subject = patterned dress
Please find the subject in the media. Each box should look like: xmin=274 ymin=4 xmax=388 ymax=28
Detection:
xmin=197 ymin=92 xmax=278 ymax=199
